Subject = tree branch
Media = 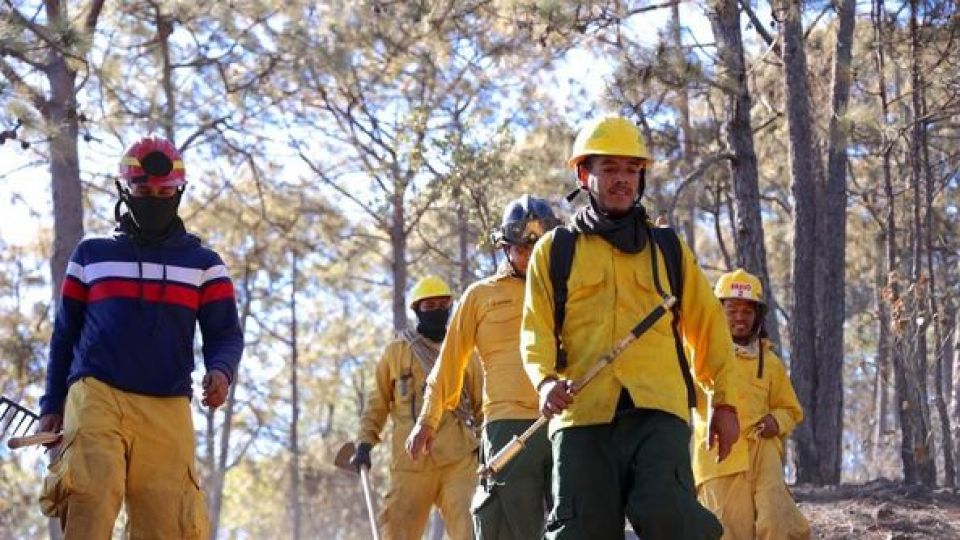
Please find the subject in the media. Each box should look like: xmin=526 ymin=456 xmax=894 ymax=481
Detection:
xmin=297 ymin=150 xmax=388 ymax=230
xmin=667 ymin=152 xmax=735 ymax=219
xmin=738 ymin=0 xmax=778 ymax=50
xmin=0 ymin=57 xmax=45 ymax=110
xmin=84 ymin=0 xmax=105 ymax=34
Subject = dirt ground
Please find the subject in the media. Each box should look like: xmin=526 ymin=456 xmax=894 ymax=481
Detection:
xmin=794 ymin=479 xmax=960 ymax=539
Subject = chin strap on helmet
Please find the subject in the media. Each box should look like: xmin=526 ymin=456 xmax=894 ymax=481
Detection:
xmin=114 ymin=180 xmax=128 ymax=222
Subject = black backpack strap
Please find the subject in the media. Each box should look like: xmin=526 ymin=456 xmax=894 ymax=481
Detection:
xmin=757 ymin=341 xmax=765 ymax=379
xmin=549 ymin=226 xmax=578 ymax=372
xmin=650 ymin=227 xmax=697 ymax=409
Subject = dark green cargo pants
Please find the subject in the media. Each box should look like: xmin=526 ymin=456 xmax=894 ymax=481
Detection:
xmin=472 ymin=419 xmax=552 ymax=540
xmin=546 ymin=409 xmax=722 ymax=540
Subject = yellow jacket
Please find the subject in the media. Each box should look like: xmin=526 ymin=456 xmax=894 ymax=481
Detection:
xmin=692 ymin=339 xmax=803 ymax=485
xmin=419 ymin=272 xmax=539 ymax=430
xmin=521 ymin=230 xmax=737 ymax=433
xmin=358 ymin=334 xmax=483 ymax=472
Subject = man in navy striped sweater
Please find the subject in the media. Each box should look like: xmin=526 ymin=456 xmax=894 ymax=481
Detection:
xmin=37 ymin=137 xmax=244 ymax=539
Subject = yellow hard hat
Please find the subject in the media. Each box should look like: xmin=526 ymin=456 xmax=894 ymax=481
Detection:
xmin=714 ymin=269 xmax=764 ymax=305
xmin=409 ymin=275 xmax=452 ymax=308
xmin=567 ymin=115 xmax=652 ymax=169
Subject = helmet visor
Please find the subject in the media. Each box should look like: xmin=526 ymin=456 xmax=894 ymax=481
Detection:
xmin=500 ymin=217 xmax=562 ymax=245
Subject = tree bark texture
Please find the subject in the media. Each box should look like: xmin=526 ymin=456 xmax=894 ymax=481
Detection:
xmin=672 ymin=2 xmax=698 ymax=255
xmin=290 ymin=252 xmax=303 ymax=538
xmin=951 ymin=315 xmax=960 ymax=485
xmin=392 ymin=190 xmax=409 ymax=332
xmin=903 ymin=0 xmax=936 ymax=486
xmin=456 ymin=187 xmax=472 ymax=291
xmin=780 ymin=0 xmax=839 ymax=484
xmin=208 ymin=260 xmax=252 ymax=537
xmin=30 ymin=8 xmax=106 ymax=539
xmin=31 ymin=0 xmax=102 ymax=301
xmin=812 ymin=0 xmax=856 ymax=486
xmin=922 ymin=57 xmax=954 ymax=487
xmin=708 ymin=0 xmax=781 ymax=349
xmin=872 ymin=234 xmax=891 ymax=468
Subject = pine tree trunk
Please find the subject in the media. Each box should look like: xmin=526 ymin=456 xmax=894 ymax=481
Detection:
xmin=672 ymin=2 xmax=697 ymax=255
xmin=208 ymin=261 xmax=252 ymax=538
xmin=812 ymin=0 xmax=856 ymax=487
xmin=872 ymin=234 xmax=890 ymax=469
xmin=904 ymin=0 xmax=936 ymax=487
xmin=42 ymin=3 xmax=105 ymax=537
xmin=392 ymin=190 xmax=409 ymax=332
xmin=46 ymin=54 xmax=83 ymax=299
xmin=707 ymin=0 xmax=780 ymax=349
xmin=922 ymin=72 xmax=954 ymax=488
xmin=780 ymin=0 xmax=834 ymax=484
xmin=933 ymin=299 xmax=955 ymax=487
xmin=290 ymin=252 xmax=303 ymax=538
xmin=951 ymin=315 xmax=960 ymax=485
xmin=456 ymin=187 xmax=471 ymax=290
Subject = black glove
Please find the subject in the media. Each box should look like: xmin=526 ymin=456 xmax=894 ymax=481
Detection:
xmin=349 ymin=442 xmax=372 ymax=472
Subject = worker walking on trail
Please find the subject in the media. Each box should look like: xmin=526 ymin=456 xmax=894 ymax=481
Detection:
xmin=521 ymin=114 xmax=741 ymax=540
xmin=407 ymin=195 xmax=561 ymax=539
xmin=693 ymin=269 xmax=810 ymax=540
xmin=351 ymin=275 xmax=483 ymax=540
xmin=38 ymin=137 xmax=244 ymax=538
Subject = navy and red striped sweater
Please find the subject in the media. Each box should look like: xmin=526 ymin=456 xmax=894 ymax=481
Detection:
xmin=40 ymin=225 xmax=244 ymax=415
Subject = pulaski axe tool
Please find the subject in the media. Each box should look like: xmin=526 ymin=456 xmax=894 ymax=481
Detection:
xmin=1 ymin=396 xmax=61 ymax=449
xmin=477 ymin=295 xmax=678 ymax=479
xmin=334 ymin=441 xmax=381 ymax=540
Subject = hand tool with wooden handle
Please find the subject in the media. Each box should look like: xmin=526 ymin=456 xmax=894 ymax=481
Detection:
xmin=334 ymin=441 xmax=381 ymax=540
xmin=477 ymin=296 xmax=678 ymax=478
xmin=7 ymin=431 xmax=62 ymax=449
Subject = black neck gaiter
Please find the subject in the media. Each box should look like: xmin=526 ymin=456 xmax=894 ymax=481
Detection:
xmin=416 ymin=308 xmax=450 ymax=342
xmin=572 ymin=197 xmax=650 ymax=253
xmin=119 ymin=210 xmax=186 ymax=247
xmin=127 ymin=194 xmax=181 ymax=233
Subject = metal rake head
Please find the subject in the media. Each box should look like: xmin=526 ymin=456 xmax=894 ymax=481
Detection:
xmin=0 ymin=396 xmax=39 ymax=441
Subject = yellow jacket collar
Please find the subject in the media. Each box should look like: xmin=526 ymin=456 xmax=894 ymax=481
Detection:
xmin=734 ymin=339 xmax=760 ymax=359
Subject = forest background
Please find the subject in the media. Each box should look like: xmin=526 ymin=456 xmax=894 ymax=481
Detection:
xmin=1 ymin=1 xmax=958 ymax=538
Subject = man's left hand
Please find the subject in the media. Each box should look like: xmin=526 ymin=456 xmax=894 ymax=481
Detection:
xmin=202 ymin=370 xmax=230 ymax=409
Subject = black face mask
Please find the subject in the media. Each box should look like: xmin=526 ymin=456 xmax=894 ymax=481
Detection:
xmin=126 ymin=193 xmax=181 ymax=237
xmin=416 ymin=308 xmax=450 ymax=342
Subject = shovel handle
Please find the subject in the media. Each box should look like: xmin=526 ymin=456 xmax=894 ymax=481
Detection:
xmin=359 ymin=467 xmax=380 ymax=540
xmin=7 ymin=431 xmax=61 ymax=449
xmin=477 ymin=417 xmax=547 ymax=479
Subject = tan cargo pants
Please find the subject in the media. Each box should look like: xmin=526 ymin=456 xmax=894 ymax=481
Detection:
xmin=697 ymin=437 xmax=809 ymax=540
xmin=40 ymin=377 xmax=209 ymax=539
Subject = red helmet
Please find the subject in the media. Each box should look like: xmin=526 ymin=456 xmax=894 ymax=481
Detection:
xmin=119 ymin=137 xmax=186 ymax=188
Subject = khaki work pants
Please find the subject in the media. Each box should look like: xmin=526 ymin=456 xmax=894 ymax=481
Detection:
xmin=380 ymin=451 xmax=478 ymax=540
xmin=39 ymin=377 xmax=209 ymax=539
xmin=698 ymin=437 xmax=809 ymax=540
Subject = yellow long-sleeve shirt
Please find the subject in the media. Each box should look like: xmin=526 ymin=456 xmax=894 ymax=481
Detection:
xmin=418 ymin=272 xmax=539 ymax=431
xmin=692 ymin=339 xmax=803 ymax=485
xmin=358 ymin=334 xmax=482 ymax=472
xmin=521 ymin=230 xmax=737 ymax=433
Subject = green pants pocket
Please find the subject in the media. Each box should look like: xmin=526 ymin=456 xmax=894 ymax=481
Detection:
xmin=472 ymin=486 xmax=502 ymax=538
